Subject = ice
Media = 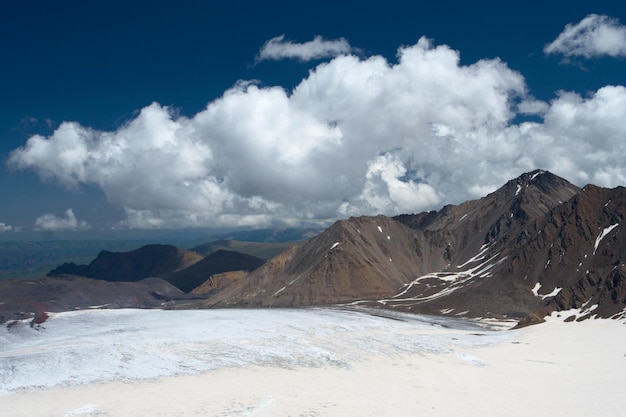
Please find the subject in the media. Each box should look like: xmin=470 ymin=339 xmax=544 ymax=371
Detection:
xmin=593 ymin=223 xmax=619 ymax=254
xmin=0 ymin=308 xmax=512 ymax=393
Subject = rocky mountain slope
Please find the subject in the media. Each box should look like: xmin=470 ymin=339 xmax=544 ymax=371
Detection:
xmin=204 ymin=170 xmax=626 ymax=325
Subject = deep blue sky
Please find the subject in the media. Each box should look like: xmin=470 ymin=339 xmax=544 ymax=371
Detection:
xmin=1 ymin=0 xmax=625 ymax=237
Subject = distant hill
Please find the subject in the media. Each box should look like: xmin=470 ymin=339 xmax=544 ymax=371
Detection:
xmin=206 ymin=228 xmax=320 ymax=243
xmin=48 ymin=244 xmax=203 ymax=282
xmin=190 ymin=239 xmax=298 ymax=260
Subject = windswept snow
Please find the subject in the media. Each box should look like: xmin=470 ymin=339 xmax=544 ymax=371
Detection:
xmin=2 ymin=309 xmax=625 ymax=417
xmin=0 ymin=308 xmax=510 ymax=393
xmin=593 ymin=223 xmax=619 ymax=254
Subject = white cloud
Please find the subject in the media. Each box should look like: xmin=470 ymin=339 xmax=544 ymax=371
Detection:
xmin=545 ymin=14 xmax=626 ymax=58
xmin=8 ymin=37 xmax=626 ymax=229
xmin=34 ymin=208 xmax=91 ymax=231
xmin=0 ymin=222 xmax=13 ymax=233
xmin=257 ymin=35 xmax=354 ymax=62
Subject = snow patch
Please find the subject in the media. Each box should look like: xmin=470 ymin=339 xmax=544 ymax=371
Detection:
xmin=532 ymin=283 xmax=562 ymax=299
xmin=377 ymin=226 xmax=383 ymax=233
xmin=330 ymin=242 xmax=340 ymax=250
xmin=593 ymin=223 xmax=619 ymax=255
xmin=516 ymin=184 xmax=522 ymax=196
xmin=459 ymin=214 xmax=467 ymax=222
xmin=456 ymin=243 xmax=491 ymax=269
xmin=529 ymin=170 xmax=544 ymax=181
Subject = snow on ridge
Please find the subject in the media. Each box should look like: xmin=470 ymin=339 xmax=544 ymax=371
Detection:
xmin=529 ymin=170 xmax=544 ymax=182
xmin=593 ymin=223 xmax=619 ymax=255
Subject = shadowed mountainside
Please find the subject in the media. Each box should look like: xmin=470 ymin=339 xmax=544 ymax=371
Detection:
xmin=48 ymin=244 xmax=203 ymax=282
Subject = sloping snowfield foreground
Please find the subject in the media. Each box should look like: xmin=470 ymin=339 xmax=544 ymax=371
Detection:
xmin=1 ymin=307 xmax=625 ymax=417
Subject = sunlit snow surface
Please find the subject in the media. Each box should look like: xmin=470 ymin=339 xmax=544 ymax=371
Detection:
xmin=0 ymin=308 xmax=513 ymax=392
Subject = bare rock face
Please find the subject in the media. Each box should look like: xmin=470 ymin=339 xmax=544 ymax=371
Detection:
xmin=205 ymin=170 xmax=626 ymax=324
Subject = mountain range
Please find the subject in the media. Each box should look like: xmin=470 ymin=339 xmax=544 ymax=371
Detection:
xmin=2 ymin=170 xmax=624 ymax=327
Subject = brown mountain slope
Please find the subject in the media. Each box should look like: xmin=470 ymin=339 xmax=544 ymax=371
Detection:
xmin=204 ymin=170 xmax=626 ymax=324
xmin=205 ymin=215 xmax=438 ymax=307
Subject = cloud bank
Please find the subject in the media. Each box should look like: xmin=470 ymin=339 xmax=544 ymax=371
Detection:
xmin=8 ymin=36 xmax=626 ymax=229
xmin=257 ymin=35 xmax=354 ymax=62
xmin=545 ymin=14 xmax=626 ymax=58
xmin=34 ymin=209 xmax=91 ymax=231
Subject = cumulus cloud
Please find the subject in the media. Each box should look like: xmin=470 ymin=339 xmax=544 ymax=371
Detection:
xmin=34 ymin=209 xmax=91 ymax=231
xmin=0 ymin=222 xmax=13 ymax=233
xmin=8 ymin=36 xmax=626 ymax=229
xmin=545 ymin=14 xmax=626 ymax=58
xmin=257 ymin=35 xmax=354 ymax=62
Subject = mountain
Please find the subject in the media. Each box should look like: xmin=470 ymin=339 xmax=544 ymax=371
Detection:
xmin=48 ymin=244 xmax=203 ymax=282
xmin=204 ymin=170 xmax=626 ymax=325
xmin=10 ymin=170 xmax=626 ymax=327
